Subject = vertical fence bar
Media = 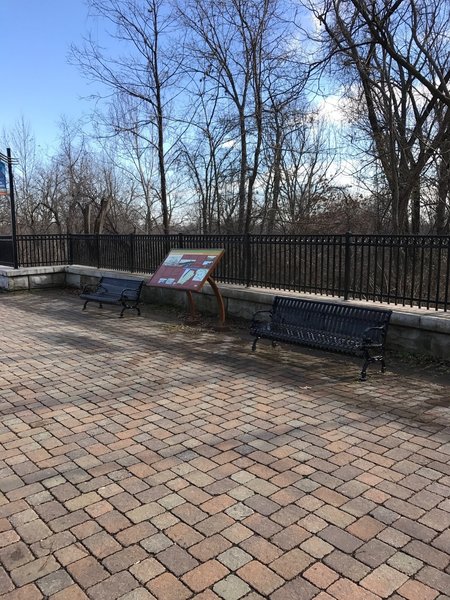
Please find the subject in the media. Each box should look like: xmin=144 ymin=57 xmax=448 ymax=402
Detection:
xmin=358 ymin=236 xmax=364 ymax=300
xmin=372 ymin=236 xmax=379 ymax=302
xmin=386 ymin=238 xmax=392 ymax=304
xmin=129 ymin=233 xmax=135 ymax=273
xmin=308 ymin=237 xmax=312 ymax=293
xmin=68 ymin=234 xmax=73 ymax=265
xmin=426 ymin=238 xmax=433 ymax=309
xmin=245 ymin=233 xmax=252 ymax=287
xmin=445 ymin=238 xmax=450 ymax=312
xmin=410 ymin=237 xmax=417 ymax=307
xmin=96 ymin=234 xmax=101 ymax=268
xmin=418 ymin=238 xmax=425 ymax=308
xmin=344 ymin=232 xmax=351 ymax=300
xmin=435 ymin=238 xmax=442 ymax=311
xmin=394 ymin=238 xmax=400 ymax=304
xmin=352 ymin=235 xmax=358 ymax=299
xmin=402 ymin=238 xmax=408 ymax=306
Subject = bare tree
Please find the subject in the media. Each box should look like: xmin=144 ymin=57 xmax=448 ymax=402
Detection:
xmin=1 ymin=118 xmax=41 ymax=233
xmin=71 ymin=0 xmax=184 ymax=234
xmin=178 ymin=0 xmax=297 ymax=234
xmin=304 ymin=0 xmax=450 ymax=233
xmin=277 ymin=115 xmax=341 ymax=231
xmin=343 ymin=0 xmax=450 ymax=107
xmin=177 ymin=76 xmax=240 ymax=233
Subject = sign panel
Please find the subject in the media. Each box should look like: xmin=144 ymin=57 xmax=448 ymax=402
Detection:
xmin=147 ymin=248 xmax=224 ymax=291
xmin=0 ymin=162 xmax=7 ymax=195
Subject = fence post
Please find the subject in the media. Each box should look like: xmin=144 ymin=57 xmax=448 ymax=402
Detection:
xmin=67 ymin=233 xmax=73 ymax=265
xmin=344 ymin=231 xmax=351 ymax=300
xmin=129 ymin=233 xmax=135 ymax=273
xmin=245 ymin=233 xmax=252 ymax=287
xmin=96 ymin=234 xmax=101 ymax=269
xmin=178 ymin=232 xmax=184 ymax=249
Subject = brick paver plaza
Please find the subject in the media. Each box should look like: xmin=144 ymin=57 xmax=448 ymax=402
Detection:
xmin=1 ymin=291 xmax=449 ymax=600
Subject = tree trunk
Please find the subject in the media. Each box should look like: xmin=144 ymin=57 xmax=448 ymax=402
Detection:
xmin=410 ymin=180 xmax=421 ymax=234
xmin=238 ymin=108 xmax=248 ymax=233
xmin=83 ymin=203 xmax=92 ymax=234
xmin=94 ymin=196 xmax=112 ymax=234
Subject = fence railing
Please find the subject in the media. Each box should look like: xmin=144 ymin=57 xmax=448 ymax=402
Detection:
xmin=1 ymin=233 xmax=449 ymax=311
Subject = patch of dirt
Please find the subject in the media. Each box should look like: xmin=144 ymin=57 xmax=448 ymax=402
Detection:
xmin=387 ymin=350 xmax=450 ymax=386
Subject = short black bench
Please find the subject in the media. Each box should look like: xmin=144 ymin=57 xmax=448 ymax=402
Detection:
xmin=250 ymin=296 xmax=392 ymax=381
xmin=80 ymin=276 xmax=144 ymax=317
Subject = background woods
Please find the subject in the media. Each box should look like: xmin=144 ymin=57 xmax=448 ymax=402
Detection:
xmin=2 ymin=0 xmax=449 ymax=236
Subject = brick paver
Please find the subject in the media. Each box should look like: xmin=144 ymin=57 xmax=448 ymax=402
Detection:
xmin=0 ymin=290 xmax=449 ymax=599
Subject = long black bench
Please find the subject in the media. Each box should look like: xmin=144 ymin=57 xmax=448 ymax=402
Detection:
xmin=80 ymin=276 xmax=144 ymax=317
xmin=250 ymin=296 xmax=392 ymax=381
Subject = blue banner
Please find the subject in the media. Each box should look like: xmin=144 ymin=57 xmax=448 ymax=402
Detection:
xmin=0 ymin=161 xmax=6 ymax=194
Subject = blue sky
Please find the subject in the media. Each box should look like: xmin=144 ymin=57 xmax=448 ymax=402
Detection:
xmin=1 ymin=1 xmax=95 ymax=151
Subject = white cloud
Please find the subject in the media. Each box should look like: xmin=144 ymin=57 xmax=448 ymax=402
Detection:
xmin=220 ymin=139 xmax=236 ymax=149
xmin=316 ymin=94 xmax=348 ymax=124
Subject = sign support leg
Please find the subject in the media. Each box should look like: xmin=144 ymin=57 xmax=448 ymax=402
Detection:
xmin=207 ymin=276 xmax=226 ymax=327
xmin=185 ymin=290 xmax=198 ymax=323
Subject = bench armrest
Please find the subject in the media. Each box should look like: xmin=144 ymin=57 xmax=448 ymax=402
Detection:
xmin=82 ymin=283 xmax=107 ymax=294
xmin=119 ymin=287 xmax=140 ymax=300
xmin=362 ymin=325 xmax=388 ymax=344
xmin=251 ymin=310 xmax=272 ymax=326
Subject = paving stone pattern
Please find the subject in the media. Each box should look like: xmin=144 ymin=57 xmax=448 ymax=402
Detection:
xmin=0 ymin=291 xmax=449 ymax=600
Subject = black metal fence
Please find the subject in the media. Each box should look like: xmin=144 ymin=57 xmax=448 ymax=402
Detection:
xmin=0 ymin=236 xmax=14 ymax=266
xmin=1 ymin=233 xmax=449 ymax=311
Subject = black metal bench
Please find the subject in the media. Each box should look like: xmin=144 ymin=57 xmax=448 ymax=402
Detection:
xmin=80 ymin=276 xmax=144 ymax=317
xmin=250 ymin=296 xmax=392 ymax=381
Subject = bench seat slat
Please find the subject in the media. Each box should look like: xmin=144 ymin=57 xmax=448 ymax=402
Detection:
xmin=254 ymin=325 xmax=382 ymax=353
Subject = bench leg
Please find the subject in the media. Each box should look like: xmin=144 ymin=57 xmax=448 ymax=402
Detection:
xmin=252 ymin=337 xmax=260 ymax=351
xmin=360 ymin=352 xmax=371 ymax=381
xmin=82 ymin=300 xmax=89 ymax=311
xmin=361 ymin=349 xmax=386 ymax=381
xmin=119 ymin=303 xmax=141 ymax=318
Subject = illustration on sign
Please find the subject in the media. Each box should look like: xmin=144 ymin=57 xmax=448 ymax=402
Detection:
xmin=147 ymin=249 xmax=224 ymax=291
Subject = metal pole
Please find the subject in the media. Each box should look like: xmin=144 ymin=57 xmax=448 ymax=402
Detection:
xmin=6 ymin=148 xmax=18 ymax=269
xmin=344 ymin=231 xmax=351 ymax=300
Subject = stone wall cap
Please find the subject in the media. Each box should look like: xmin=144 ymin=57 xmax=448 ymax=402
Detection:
xmin=0 ymin=265 xmax=66 ymax=276
xmin=67 ymin=265 xmax=151 ymax=280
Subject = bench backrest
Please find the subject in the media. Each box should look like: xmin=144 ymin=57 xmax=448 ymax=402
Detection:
xmin=98 ymin=277 xmax=144 ymax=300
xmin=272 ymin=296 xmax=392 ymax=338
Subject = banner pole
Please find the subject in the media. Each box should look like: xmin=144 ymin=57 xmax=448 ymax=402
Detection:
xmin=6 ymin=149 xmax=18 ymax=269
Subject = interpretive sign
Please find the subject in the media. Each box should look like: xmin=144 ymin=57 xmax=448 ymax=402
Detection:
xmin=147 ymin=248 xmax=224 ymax=291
